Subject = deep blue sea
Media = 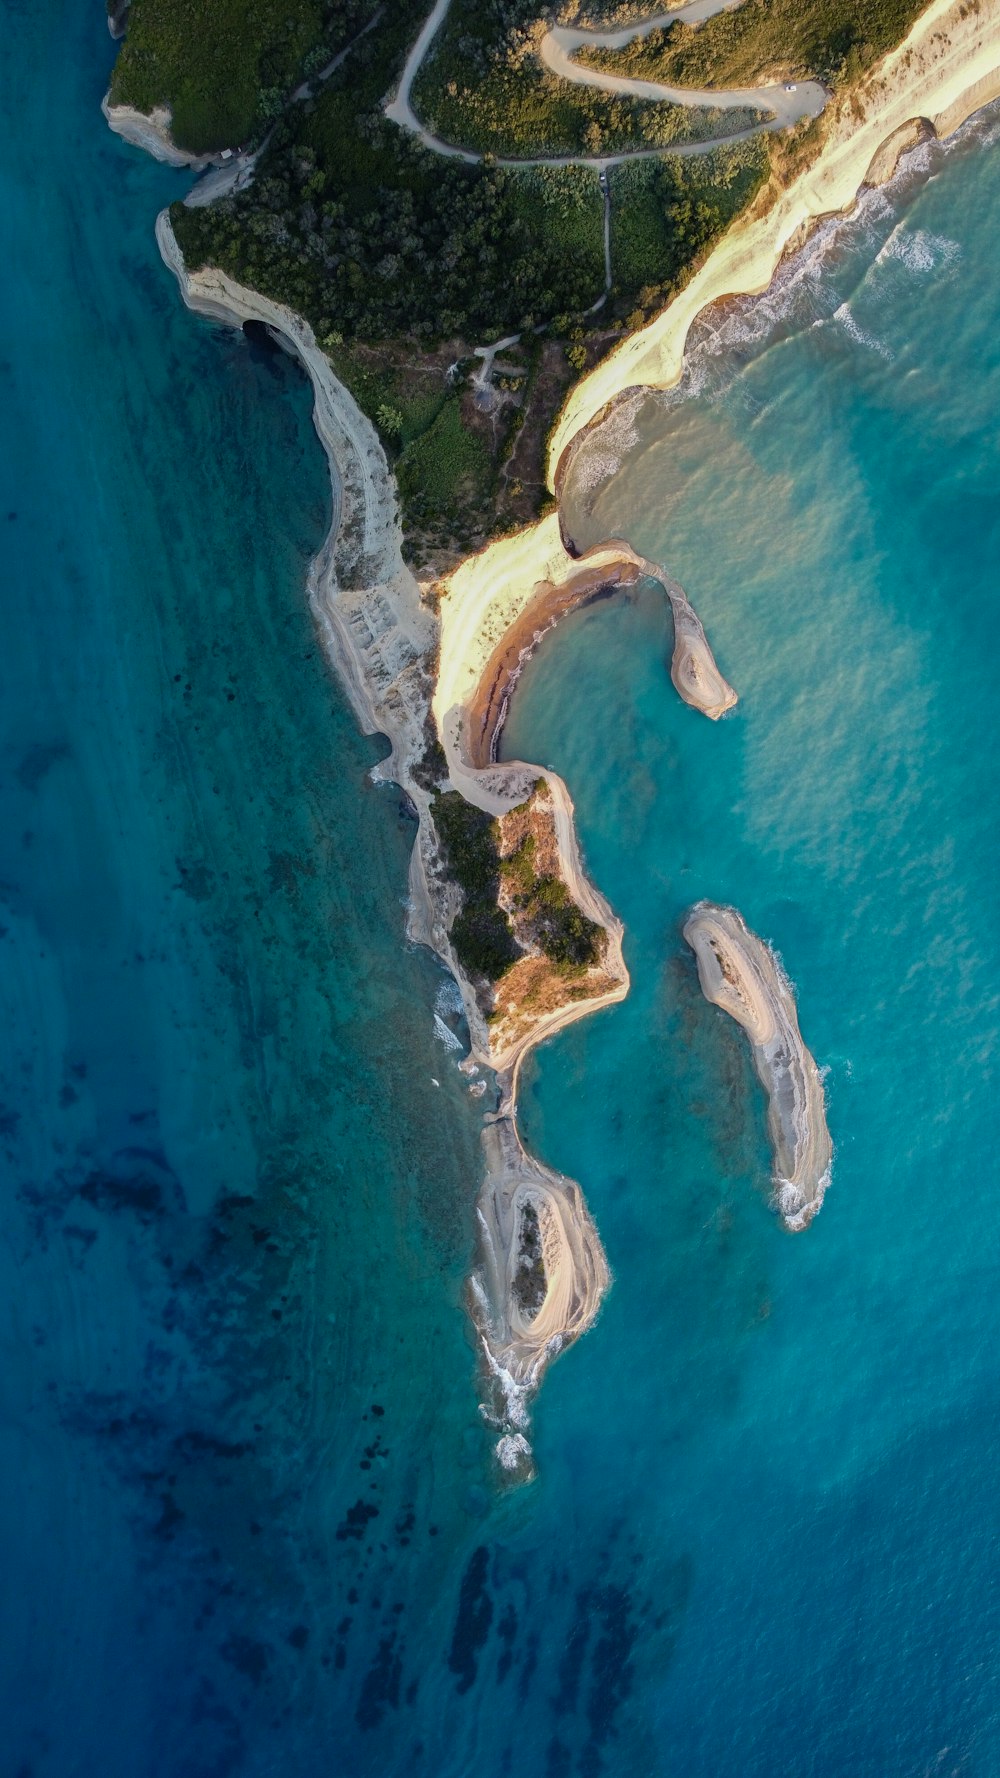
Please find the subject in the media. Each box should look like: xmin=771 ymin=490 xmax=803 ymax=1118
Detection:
xmin=4 ymin=2 xmax=1000 ymax=1774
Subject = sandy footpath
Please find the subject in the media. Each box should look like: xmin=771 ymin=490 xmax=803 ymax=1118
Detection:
xmin=684 ymin=902 xmax=832 ymax=1229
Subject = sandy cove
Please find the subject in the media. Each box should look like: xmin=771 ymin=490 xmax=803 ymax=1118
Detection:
xmin=462 ymin=540 xmax=736 ymax=772
xmin=684 ymin=903 xmax=832 ymax=1230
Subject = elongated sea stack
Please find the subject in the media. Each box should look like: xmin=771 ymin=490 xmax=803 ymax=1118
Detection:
xmin=683 ymin=901 xmax=832 ymax=1229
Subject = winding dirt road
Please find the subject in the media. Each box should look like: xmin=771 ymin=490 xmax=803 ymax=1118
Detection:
xmin=385 ymin=0 xmax=828 ymax=168
xmin=542 ymin=4 xmax=826 ymax=132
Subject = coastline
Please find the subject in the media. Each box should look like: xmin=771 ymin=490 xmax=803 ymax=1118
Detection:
xmin=138 ymin=0 xmax=1000 ymax=1464
xmin=102 ymin=95 xmax=222 ymax=168
xmin=461 ymin=540 xmax=736 ymax=773
xmin=547 ymin=0 xmax=1000 ymax=470
xmin=437 ymin=0 xmax=1000 ymax=752
xmin=155 ymin=210 xmax=629 ymax=1467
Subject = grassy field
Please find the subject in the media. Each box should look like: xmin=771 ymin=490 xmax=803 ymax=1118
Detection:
xmin=506 ymin=165 xmax=605 ymax=304
xmin=110 ymin=0 xmax=379 ymax=152
xmin=579 ymin=0 xmax=929 ymax=91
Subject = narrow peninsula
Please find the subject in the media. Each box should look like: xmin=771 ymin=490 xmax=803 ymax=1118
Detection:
xmin=105 ymin=0 xmax=1000 ymax=1471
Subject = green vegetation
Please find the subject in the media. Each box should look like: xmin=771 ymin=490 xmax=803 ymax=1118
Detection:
xmin=396 ymin=399 xmax=492 ymax=532
xmin=507 ymin=166 xmax=604 ymax=284
xmin=578 ymin=0 xmax=928 ymax=91
xmin=500 ymin=831 xmax=539 ymax=898
xmin=171 ymin=26 xmax=609 ymax=342
xmin=168 ymin=1 xmax=612 ymax=541
xmin=523 ymin=875 xmax=602 ymax=965
xmin=319 ymin=338 xmax=449 ymax=445
xmin=412 ymin=0 xmax=764 ymax=158
xmin=502 ymin=836 xmax=602 ymax=965
xmin=610 ymin=141 xmax=768 ymax=315
xmin=115 ymin=0 xmax=927 ymax=546
xmin=512 ymin=1200 xmax=546 ymax=1316
xmin=110 ymin=0 xmax=377 ymax=152
xmin=431 ymin=790 xmax=601 ymax=981
xmin=431 ymin=791 xmax=518 ymax=980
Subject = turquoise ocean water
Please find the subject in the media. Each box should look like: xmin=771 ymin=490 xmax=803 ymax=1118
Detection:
xmin=4 ymin=1 xmax=1000 ymax=1772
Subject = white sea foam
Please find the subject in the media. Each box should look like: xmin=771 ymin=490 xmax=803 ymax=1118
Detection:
xmin=433 ymin=978 xmax=465 ymax=1050
xmin=879 ymin=225 xmax=961 ymax=274
xmin=776 ymin=1158 xmax=832 ymax=1231
xmin=434 ymin=978 xmax=464 ymax=1019
xmin=834 ymin=301 xmax=895 ymax=361
xmin=433 ymin=1011 xmax=463 ymax=1051
xmin=565 ymin=388 xmax=645 ymax=498
xmin=566 ymin=118 xmax=986 ymax=526
xmin=496 ymin=1432 xmax=532 ymax=1470
xmin=480 ymin=1340 xmax=532 ymax=1430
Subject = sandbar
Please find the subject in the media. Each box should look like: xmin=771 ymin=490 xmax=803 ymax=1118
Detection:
xmin=683 ymin=901 xmax=831 ymax=1229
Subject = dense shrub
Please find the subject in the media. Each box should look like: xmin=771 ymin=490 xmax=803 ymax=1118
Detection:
xmin=451 ymin=906 xmax=520 ymax=980
xmin=432 ymin=791 xmax=502 ymax=900
xmin=110 ymin=0 xmax=378 ymax=151
xmin=520 ymin=875 xmax=602 ymax=966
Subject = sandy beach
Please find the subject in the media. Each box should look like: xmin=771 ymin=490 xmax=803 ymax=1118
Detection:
xmin=548 ymin=0 xmax=1000 ymax=471
xmin=463 ymin=540 xmax=736 ymax=772
xmin=684 ymin=902 xmax=832 ymax=1229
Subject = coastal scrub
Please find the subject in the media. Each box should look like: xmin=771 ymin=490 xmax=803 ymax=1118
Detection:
xmin=577 ymin=0 xmax=931 ymax=90
xmin=430 ymin=784 xmax=604 ymax=1005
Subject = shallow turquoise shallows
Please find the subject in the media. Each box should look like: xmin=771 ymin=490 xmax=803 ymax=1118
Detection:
xmin=5 ymin=1 xmax=1000 ymax=1772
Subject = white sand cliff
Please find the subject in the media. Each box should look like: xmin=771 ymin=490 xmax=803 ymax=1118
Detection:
xmin=102 ymin=96 xmax=222 ymax=167
xmin=129 ymin=0 xmax=1000 ymax=1466
xmin=683 ymin=902 xmax=832 ymax=1229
